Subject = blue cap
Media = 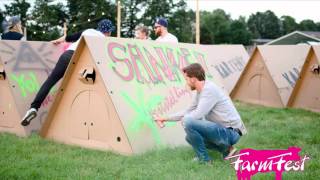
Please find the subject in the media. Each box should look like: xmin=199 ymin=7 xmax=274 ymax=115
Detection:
xmin=97 ymin=19 xmax=115 ymax=33
xmin=155 ymin=18 xmax=168 ymax=28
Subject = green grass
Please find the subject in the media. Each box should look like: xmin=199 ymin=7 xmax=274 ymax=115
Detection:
xmin=1 ymin=102 xmax=319 ymax=179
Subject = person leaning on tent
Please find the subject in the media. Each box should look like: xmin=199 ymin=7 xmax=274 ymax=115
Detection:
xmin=154 ymin=63 xmax=247 ymax=164
xmin=21 ymin=19 xmax=115 ymax=126
xmin=1 ymin=16 xmax=24 ymax=40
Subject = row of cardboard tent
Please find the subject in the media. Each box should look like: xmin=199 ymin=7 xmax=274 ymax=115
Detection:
xmin=0 ymin=36 xmax=319 ymax=155
xmin=231 ymin=45 xmax=320 ymax=113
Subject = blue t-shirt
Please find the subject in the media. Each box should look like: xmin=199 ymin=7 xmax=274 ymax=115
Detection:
xmin=1 ymin=31 xmax=23 ymax=40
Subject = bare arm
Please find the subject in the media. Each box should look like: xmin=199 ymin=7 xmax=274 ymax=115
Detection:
xmin=51 ymin=22 xmax=67 ymax=45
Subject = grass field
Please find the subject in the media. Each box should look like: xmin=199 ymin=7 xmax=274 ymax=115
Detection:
xmin=0 ymin=102 xmax=319 ymax=180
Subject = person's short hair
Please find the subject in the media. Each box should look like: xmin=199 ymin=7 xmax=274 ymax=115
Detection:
xmin=8 ymin=16 xmax=21 ymax=29
xmin=182 ymin=63 xmax=206 ymax=81
xmin=136 ymin=26 xmax=149 ymax=37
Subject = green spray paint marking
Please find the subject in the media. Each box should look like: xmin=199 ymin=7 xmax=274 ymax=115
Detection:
xmin=165 ymin=121 xmax=177 ymax=127
xmin=120 ymin=88 xmax=164 ymax=145
xmin=10 ymin=72 xmax=56 ymax=98
xmin=10 ymin=72 xmax=40 ymax=97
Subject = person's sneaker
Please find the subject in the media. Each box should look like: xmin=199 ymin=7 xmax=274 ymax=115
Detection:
xmin=203 ymin=159 xmax=213 ymax=166
xmin=192 ymin=157 xmax=213 ymax=165
xmin=21 ymin=108 xmax=37 ymax=126
xmin=192 ymin=157 xmax=199 ymax=162
xmin=224 ymin=146 xmax=238 ymax=160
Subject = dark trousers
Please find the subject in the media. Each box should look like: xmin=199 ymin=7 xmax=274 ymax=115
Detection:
xmin=31 ymin=50 xmax=74 ymax=110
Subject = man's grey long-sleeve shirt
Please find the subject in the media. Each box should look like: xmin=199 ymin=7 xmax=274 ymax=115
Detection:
xmin=167 ymin=81 xmax=247 ymax=135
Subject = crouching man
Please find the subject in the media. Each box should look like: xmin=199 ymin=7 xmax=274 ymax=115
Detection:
xmin=154 ymin=63 xmax=247 ymax=163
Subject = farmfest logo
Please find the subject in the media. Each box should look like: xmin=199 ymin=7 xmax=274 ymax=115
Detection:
xmin=225 ymin=147 xmax=310 ymax=180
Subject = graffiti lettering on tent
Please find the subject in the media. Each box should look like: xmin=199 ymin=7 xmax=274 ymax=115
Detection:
xmin=214 ymin=56 xmax=246 ymax=79
xmin=10 ymin=72 xmax=57 ymax=98
xmin=41 ymin=92 xmax=57 ymax=108
xmin=151 ymin=86 xmax=192 ymax=117
xmin=0 ymin=41 xmax=56 ymax=74
xmin=120 ymin=87 xmax=164 ymax=144
xmin=282 ymin=67 xmax=300 ymax=88
xmin=107 ymin=41 xmax=213 ymax=85
xmin=120 ymin=85 xmax=192 ymax=144
xmin=10 ymin=72 xmax=40 ymax=97
xmin=151 ymin=86 xmax=193 ymax=128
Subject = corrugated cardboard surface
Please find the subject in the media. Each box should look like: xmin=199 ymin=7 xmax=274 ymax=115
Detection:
xmin=231 ymin=48 xmax=283 ymax=107
xmin=258 ymin=45 xmax=310 ymax=105
xmin=288 ymin=46 xmax=320 ymax=112
xmin=202 ymin=45 xmax=249 ymax=93
xmin=0 ymin=40 xmax=65 ymax=135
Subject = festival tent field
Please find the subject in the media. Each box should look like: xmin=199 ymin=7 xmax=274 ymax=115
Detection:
xmin=39 ymin=36 xmax=248 ymax=154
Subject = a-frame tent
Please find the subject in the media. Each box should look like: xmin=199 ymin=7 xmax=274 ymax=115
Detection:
xmin=40 ymin=36 xmax=232 ymax=154
xmin=231 ymin=45 xmax=310 ymax=107
xmin=202 ymin=45 xmax=249 ymax=93
xmin=287 ymin=46 xmax=320 ymax=112
xmin=0 ymin=40 xmax=66 ymax=136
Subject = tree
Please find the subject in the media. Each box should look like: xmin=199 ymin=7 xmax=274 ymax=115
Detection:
xmin=4 ymin=0 xmax=30 ymax=26
xmin=168 ymin=1 xmax=194 ymax=43
xmin=247 ymin=12 xmax=265 ymax=39
xmin=67 ymin=0 xmax=116 ymax=35
xmin=27 ymin=0 xmax=68 ymax=40
xmin=0 ymin=10 xmax=4 ymax=34
xmin=280 ymin=15 xmax=298 ymax=35
xmin=298 ymin=19 xmax=318 ymax=31
xmin=121 ymin=0 xmax=146 ymax=38
xmin=229 ymin=17 xmax=252 ymax=45
xmin=248 ymin=10 xmax=281 ymax=39
xmin=317 ymin=22 xmax=320 ymax=31
xmin=200 ymin=9 xmax=232 ymax=44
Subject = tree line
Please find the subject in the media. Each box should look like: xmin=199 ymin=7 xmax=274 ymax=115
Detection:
xmin=1 ymin=0 xmax=320 ymax=45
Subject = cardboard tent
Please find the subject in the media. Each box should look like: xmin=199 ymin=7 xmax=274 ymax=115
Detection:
xmin=231 ymin=45 xmax=310 ymax=107
xmin=202 ymin=45 xmax=249 ymax=93
xmin=0 ymin=40 xmax=66 ymax=136
xmin=287 ymin=46 xmax=320 ymax=112
xmin=40 ymin=36 xmax=231 ymax=154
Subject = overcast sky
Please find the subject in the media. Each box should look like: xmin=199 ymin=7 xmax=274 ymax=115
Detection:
xmin=186 ymin=0 xmax=320 ymax=22
xmin=1 ymin=0 xmax=319 ymax=23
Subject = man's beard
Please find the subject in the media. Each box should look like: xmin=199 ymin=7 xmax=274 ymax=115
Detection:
xmin=155 ymin=30 xmax=161 ymax=36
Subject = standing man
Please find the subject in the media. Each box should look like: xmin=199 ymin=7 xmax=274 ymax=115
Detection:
xmin=154 ymin=63 xmax=247 ymax=163
xmin=154 ymin=17 xmax=178 ymax=43
xmin=21 ymin=19 xmax=115 ymax=126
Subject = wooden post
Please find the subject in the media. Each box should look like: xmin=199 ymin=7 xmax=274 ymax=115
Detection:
xmin=117 ymin=0 xmax=121 ymax=38
xmin=22 ymin=26 xmax=27 ymax=41
xmin=196 ymin=0 xmax=200 ymax=44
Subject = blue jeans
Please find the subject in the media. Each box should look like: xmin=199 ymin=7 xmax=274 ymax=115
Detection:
xmin=183 ymin=116 xmax=240 ymax=162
